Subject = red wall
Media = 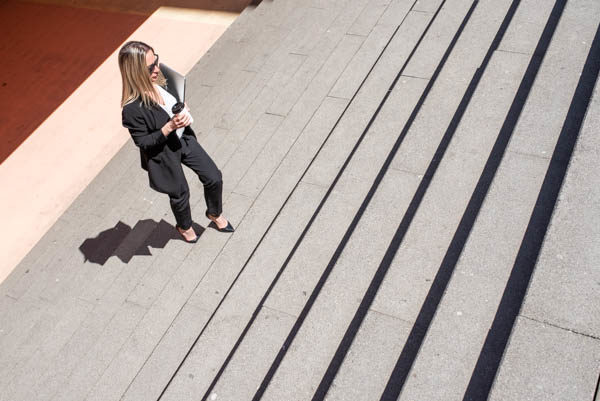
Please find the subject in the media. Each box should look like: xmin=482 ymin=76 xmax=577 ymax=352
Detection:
xmin=0 ymin=1 xmax=147 ymax=163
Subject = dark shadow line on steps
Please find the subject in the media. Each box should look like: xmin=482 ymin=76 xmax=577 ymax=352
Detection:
xmin=462 ymin=18 xmax=600 ymax=401
xmin=245 ymin=0 xmax=471 ymax=399
xmin=312 ymin=0 xmax=495 ymax=398
xmin=594 ymin=369 xmax=600 ymax=401
xmin=155 ymin=2 xmax=423 ymax=400
xmin=200 ymin=2 xmax=431 ymax=399
xmin=250 ymin=0 xmax=463 ymax=398
xmin=379 ymin=1 xmax=567 ymax=400
xmin=199 ymin=1 xmax=450 ymax=400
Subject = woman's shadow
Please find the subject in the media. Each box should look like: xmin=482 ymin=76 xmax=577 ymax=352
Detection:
xmin=79 ymin=219 xmax=205 ymax=265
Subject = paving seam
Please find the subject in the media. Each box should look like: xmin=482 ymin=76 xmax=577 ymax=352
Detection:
xmin=300 ymin=1 xmax=487 ymax=400
xmin=82 ymin=2 xmax=350 ymax=396
xmin=0 ymin=2 xmax=327 ymax=388
xmin=181 ymin=0 xmax=470 ymax=398
xmin=518 ymin=314 xmax=600 ymax=341
xmin=92 ymin=2 xmax=368 ymax=396
xmin=0 ymin=2 xmax=292 ymax=396
xmin=50 ymin=198 xmax=253 ymax=401
xmin=192 ymin=3 xmax=327 ymax=136
xmin=2 ymin=138 xmax=145 ymax=298
xmin=260 ymin=304 xmax=299 ymax=319
xmin=24 ymin=0 xmax=310 ymax=376
xmin=507 ymin=148 xmax=551 ymax=160
xmin=3 ymin=0 xmax=279 ymax=303
xmin=0 ymin=210 xmax=177 ymax=399
xmin=464 ymin=14 xmax=600 ymax=399
xmin=378 ymin=1 xmax=570 ymax=399
xmin=11 ymin=157 xmax=154 ymax=301
xmin=0 ymin=145 xmax=138 ymax=299
xmin=368 ymin=308 xmax=414 ymax=325
xmin=148 ymin=2 xmax=426 ymax=400
xmin=198 ymin=3 xmax=352 ymax=180
xmin=0 ymin=183 xmax=206 ymax=396
xmin=0 ymin=181 xmax=158 ymax=384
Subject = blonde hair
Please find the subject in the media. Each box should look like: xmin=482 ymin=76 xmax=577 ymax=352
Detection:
xmin=118 ymin=41 xmax=167 ymax=108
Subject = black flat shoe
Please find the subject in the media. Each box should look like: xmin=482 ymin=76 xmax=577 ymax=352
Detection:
xmin=205 ymin=211 xmax=235 ymax=233
xmin=176 ymin=225 xmax=198 ymax=243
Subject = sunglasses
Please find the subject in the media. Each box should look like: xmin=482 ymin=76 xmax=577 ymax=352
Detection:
xmin=147 ymin=54 xmax=159 ymax=73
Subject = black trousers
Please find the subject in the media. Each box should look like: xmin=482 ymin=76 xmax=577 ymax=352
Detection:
xmin=169 ymin=134 xmax=222 ymax=230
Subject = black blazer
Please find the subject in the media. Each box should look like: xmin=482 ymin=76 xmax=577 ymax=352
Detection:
xmin=122 ymin=85 xmax=196 ymax=195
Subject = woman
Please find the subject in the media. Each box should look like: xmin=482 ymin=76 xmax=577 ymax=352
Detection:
xmin=119 ymin=41 xmax=234 ymax=243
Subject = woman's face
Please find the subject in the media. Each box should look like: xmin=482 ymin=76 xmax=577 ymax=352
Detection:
xmin=146 ymin=50 xmax=159 ymax=83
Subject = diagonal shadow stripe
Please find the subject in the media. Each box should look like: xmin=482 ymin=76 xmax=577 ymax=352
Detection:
xmin=309 ymin=0 xmax=533 ymax=397
xmin=197 ymin=3 xmax=440 ymax=400
xmin=246 ymin=1 xmax=481 ymax=400
xmin=462 ymin=18 xmax=600 ymax=401
xmin=379 ymin=1 xmax=568 ymax=400
xmin=155 ymin=2 xmax=424 ymax=400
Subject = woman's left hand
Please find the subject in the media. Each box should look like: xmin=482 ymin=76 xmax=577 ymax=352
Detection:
xmin=184 ymin=102 xmax=194 ymax=125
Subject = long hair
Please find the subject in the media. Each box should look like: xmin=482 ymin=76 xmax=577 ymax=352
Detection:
xmin=118 ymin=41 xmax=167 ymax=108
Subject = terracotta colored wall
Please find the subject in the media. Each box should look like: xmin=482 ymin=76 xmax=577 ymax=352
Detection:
xmin=0 ymin=1 xmax=147 ymax=163
xmin=17 ymin=0 xmax=252 ymax=14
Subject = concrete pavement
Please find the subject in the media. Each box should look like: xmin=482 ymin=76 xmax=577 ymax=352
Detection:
xmin=1 ymin=0 xmax=599 ymax=400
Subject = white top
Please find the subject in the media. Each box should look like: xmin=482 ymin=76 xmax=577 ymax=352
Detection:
xmin=155 ymin=85 xmax=192 ymax=138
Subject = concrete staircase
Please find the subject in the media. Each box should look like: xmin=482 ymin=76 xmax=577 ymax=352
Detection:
xmin=1 ymin=0 xmax=599 ymax=400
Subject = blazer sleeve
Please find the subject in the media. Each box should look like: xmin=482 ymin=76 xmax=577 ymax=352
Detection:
xmin=122 ymin=105 xmax=169 ymax=152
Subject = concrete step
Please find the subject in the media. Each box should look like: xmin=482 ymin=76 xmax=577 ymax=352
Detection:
xmin=38 ymin=1 xmax=378 ymax=401
xmin=0 ymin=143 xmax=139 ymax=300
xmin=488 ymin=12 xmax=600 ymax=401
xmin=0 ymin=0 xmax=316 ymax=392
xmin=238 ymin=0 xmax=523 ymax=398
xmin=0 ymin=203 xmax=176 ymax=400
xmin=209 ymin=2 xmax=503 ymax=400
xmin=188 ymin=0 xmax=305 ymax=135
xmin=156 ymin=1 xmax=457 ymax=399
xmin=1 ymin=0 xmax=599 ymax=400
xmin=382 ymin=1 xmax=600 ymax=400
xmin=0 ymin=147 xmax=154 ymax=384
xmin=116 ymin=1 xmax=425 ymax=400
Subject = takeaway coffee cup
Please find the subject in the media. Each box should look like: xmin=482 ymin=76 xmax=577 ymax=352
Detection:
xmin=171 ymin=102 xmax=185 ymax=115
xmin=172 ymin=102 xmax=193 ymax=122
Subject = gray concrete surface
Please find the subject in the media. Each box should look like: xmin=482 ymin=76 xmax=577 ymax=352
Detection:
xmin=1 ymin=0 xmax=599 ymax=400
xmin=489 ymin=316 xmax=600 ymax=401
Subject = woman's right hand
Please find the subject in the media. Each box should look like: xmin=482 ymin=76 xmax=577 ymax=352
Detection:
xmin=173 ymin=111 xmax=192 ymax=128
xmin=161 ymin=119 xmax=176 ymax=136
xmin=161 ymin=112 xmax=190 ymax=136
